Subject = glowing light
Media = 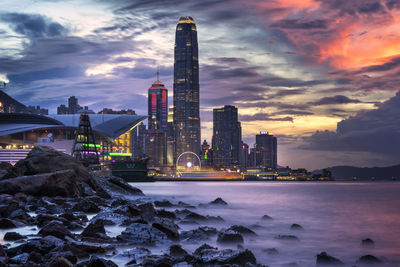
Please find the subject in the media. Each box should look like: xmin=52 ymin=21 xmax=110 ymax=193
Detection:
xmin=187 ymin=162 xmax=192 ymax=168
xmin=109 ymin=153 xmax=132 ymax=157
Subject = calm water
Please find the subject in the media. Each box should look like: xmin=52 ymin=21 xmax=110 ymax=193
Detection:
xmin=134 ymin=181 xmax=400 ymax=267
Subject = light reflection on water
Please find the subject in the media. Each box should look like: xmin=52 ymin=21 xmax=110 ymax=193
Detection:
xmin=131 ymin=181 xmax=400 ymax=266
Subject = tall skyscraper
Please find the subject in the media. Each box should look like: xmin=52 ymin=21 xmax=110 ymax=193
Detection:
xmin=212 ymin=105 xmax=242 ymax=168
xmin=255 ymin=131 xmax=277 ymax=170
xmin=173 ymin=16 xmax=200 ymax=159
xmin=148 ymin=73 xmax=168 ymax=130
xmin=166 ymin=105 xmax=175 ymax=167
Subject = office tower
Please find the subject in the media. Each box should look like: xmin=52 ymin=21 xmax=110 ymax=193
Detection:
xmin=212 ymin=105 xmax=241 ymax=168
xmin=166 ymin=105 xmax=175 ymax=167
xmin=57 ymin=104 xmax=68 ymax=114
xmin=255 ymin=131 xmax=277 ymax=169
xmin=145 ymin=129 xmax=167 ymax=167
xmin=137 ymin=122 xmax=146 ymax=157
xmin=200 ymin=140 xmax=213 ymax=168
xmin=173 ymin=16 xmax=200 ymax=159
xmin=68 ymin=96 xmax=80 ymax=114
xmin=239 ymin=142 xmax=249 ymax=169
xmin=148 ymin=73 xmax=168 ymax=130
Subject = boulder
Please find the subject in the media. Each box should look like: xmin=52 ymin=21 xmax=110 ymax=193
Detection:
xmin=73 ymin=198 xmax=101 ymax=213
xmin=117 ymin=223 xmax=169 ymax=245
xmin=361 ymin=238 xmax=375 ymax=247
xmin=36 ymin=213 xmax=70 ymax=227
xmin=169 ymin=245 xmax=188 ymax=257
xmin=39 ymin=221 xmax=74 ymax=240
xmin=181 ymin=226 xmax=217 ymax=242
xmin=0 ymin=218 xmax=18 ymax=229
xmin=0 ymin=162 xmax=18 ymax=180
xmin=152 ymin=218 xmax=180 ymax=241
xmin=49 ymin=256 xmax=74 ymax=267
xmin=357 ymin=255 xmax=382 ymax=264
xmin=275 ymin=235 xmax=299 ymax=241
xmin=157 ymin=209 xmax=176 ymax=219
xmin=3 ymin=232 xmax=26 ymax=241
xmin=291 ymin=224 xmax=304 ymax=230
xmin=138 ymin=202 xmax=157 ymax=222
xmin=316 ymin=252 xmax=344 ymax=265
xmin=217 ymin=229 xmax=244 ymax=244
xmin=193 ymin=244 xmax=256 ymax=266
xmin=227 ymin=225 xmax=257 ymax=236
xmin=10 ymin=253 xmax=29 ymax=264
xmin=81 ymin=219 xmax=106 ymax=237
xmin=154 ymin=200 xmax=174 ymax=207
xmin=261 ymin=214 xmax=273 ymax=220
xmin=209 ymin=197 xmax=228 ymax=205
xmin=184 ymin=211 xmax=208 ymax=222
xmin=76 ymin=255 xmax=118 ymax=267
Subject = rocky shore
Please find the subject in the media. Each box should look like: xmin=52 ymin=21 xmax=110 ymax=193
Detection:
xmin=0 ymin=146 xmax=386 ymax=266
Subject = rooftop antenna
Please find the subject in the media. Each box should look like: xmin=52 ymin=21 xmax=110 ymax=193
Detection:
xmin=156 ymin=66 xmax=160 ymax=82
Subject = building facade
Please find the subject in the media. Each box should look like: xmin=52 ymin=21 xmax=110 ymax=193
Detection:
xmin=212 ymin=105 xmax=241 ymax=168
xmin=148 ymin=78 xmax=168 ymax=131
xmin=173 ymin=16 xmax=200 ymax=160
xmin=255 ymin=132 xmax=277 ymax=170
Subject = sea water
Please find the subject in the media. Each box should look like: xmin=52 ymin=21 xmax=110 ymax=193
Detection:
xmin=133 ymin=181 xmax=400 ymax=266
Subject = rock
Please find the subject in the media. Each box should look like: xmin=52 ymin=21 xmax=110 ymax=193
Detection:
xmin=169 ymin=245 xmax=188 ymax=257
xmin=0 ymin=162 xmax=18 ymax=180
xmin=184 ymin=211 xmax=208 ymax=221
xmin=316 ymin=252 xmax=344 ymax=265
xmin=3 ymin=232 xmax=26 ymax=241
xmin=139 ymin=255 xmax=173 ymax=266
xmin=39 ymin=221 xmax=74 ymax=239
xmin=181 ymin=226 xmax=217 ymax=242
xmin=357 ymin=255 xmax=382 ymax=264
xmin=206 ymin=215 xmax=224 ymax=222
xmin=361 ymin=238 xmax=375 ymax=247
xmin=49 ymin=256 xmax=74 ymax=267
xmin=0 ymin=218 xmax=17 ymax=229
xmin=264 ymin=248 xmax=279 ymax=255
xmin=0 ymin=245 xmax=5 ymax=256
xmin=261 ymin=214 xmax=273 ymax=220
xmin=92 ymin=176 xmax=144 ymax=197
xmin=209 ymin=197 xmax=228 ymax=205
xmin=177 ymin=201 xmax=195 ymax=208
xmin=157 ymin=209 xmax=176 ymax=219
xmin=81 ymin=219 xmax=108 ymax=239
xmin=10 ymin=253 xmax=29 ymax=264
xmin=217 ymin=229 xmax=244 ymax=244
xmin=193 ymin=244 xmax=256 ymax=266
xmin=117 ymin=247 xmax=151 ymax=263
xmin=227 ymin=225 xmax=257 ymax=236
xmin=154 ymin=200 xmax=174 ymax=207
xmin=6 ymin=239 xmax=55 ymax=257
xmin=275 ymin=235 xmax=299 ymax=241
xmin=117 ymin=223 xmax=169 ymax=245
xmin=291 ymin=223 xmax=304 ymax=230
xmin=28 ymin=251 xmax=43 ymax=264
xmin=36 ymin=213 xmax=70 ymax=227
xmin=73 ymin=198 xmax=101 ymax=213
xmin=76 ymin=255 xmax=118 ymax=267
xmin=42 ymin=235 xmax=65 ymax=248
xmin=0 ymin=201 xmax=19 ymax=217
xmin=70 ymin=242 xmax=114 ymax=254
xmin=152 ymin=218 xmax=180 ymax=241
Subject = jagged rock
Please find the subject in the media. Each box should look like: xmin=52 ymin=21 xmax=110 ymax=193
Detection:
xmin=36 ymin=213 xmax=70 ymax=227
xmin=0 ymin=218 xmax=18 ymax=229
xmin=209 ymin=197 xmax=228 ymax=205
xmin=6 ymin=239 xmax=55 ymax=257
xmin=316 ymin=252 xmax=344 ymax=265
xmin=127 ymin=204 xmax=142 ymax=216
xmin=264 ymin=248 xmax=279 ymax=255
xmin=275 ymin=235 xmax=299 ymax=241
xmin=261 ymin=214 xmax=273 ymax=220
xmin=117 ymin=223 xmax=169 ymax=245
xmin=192 ymin=244 xmax=256 ymax=265
xmin=76 ymin=255 xmax=118 ymax=267
xmin=291 ymin=223 xmax=304 ymax=230
xmin=3 ymin=232 xmax=26 ymax=241
xmin=157 ymin=209 xmax=176 ymax=219
xmin=73 ymin=198 xmax=101 ymax=213
xmin=0 ymin=162 xmax=18 ymax=180
xmin=217 ymin=229 xmax=244 ymax=244
xmin=93 ymin=176 xmax=144 ymax=197
xmin=170 ymin=245 xmax=188 ymax=257
xmin=39 ymin=221 xmax=74 ymax=240
xmin=49 ymin=256 xmax=74 ymax=267
xmin=10 ymin=253 xmax=29 ymax=264
xmin=70 ymin=241 xmax=114 ymax=254
xmin=152 ymin=218 xmax=180 ymax=241
xmin=81 ymin=219 xmax=109 ymax=240
xmin=181 ymin=226 xmax=217 ymax=242
xmin=184 ymin=211 xmax=208 ymax=221
xmin=357 ymin=255 xmax=382 ymax=264
xmin=27 ymin=251 xmax=43 ymax=264
xmin=177 ymin=201 xmax=195 ymax=208
xmin=116 ymin=247 xmax=151 ymax=263
xmin=154 ymin=200 xmax=174 ymax=207
xmin=206 ymin=215 xmax=224 ymax=222
xmin=227 ymin=225 xmax=257 ymax=236
xmin=0 ymin=200 xmax=19 ymax=217
xmin=361 ymin=238 xmax=375 ymax=247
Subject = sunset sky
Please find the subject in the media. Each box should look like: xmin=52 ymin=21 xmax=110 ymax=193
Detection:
xmin=1 ymin=0 xmax=400 ymax=169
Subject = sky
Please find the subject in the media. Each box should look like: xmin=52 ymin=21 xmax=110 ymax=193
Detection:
xmin=0 ymin=0 xmax=400 ymax=170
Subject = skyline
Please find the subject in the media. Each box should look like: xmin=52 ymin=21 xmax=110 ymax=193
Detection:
xmin=1 ymin=0 xmax=400 ymax=169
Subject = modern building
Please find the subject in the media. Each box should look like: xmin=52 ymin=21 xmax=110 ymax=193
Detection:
xmin=145 ymin=129 xmax=167 ymax=168
xmin=200 ymin=140 xmax=213 ymax=168
xmin=255 ymin=131 xmax=277 ymax=170
xmin=57 ymin=96 xmax=84 ymax=114
xmin=148 ymin=75 xmax=168 ymax=131
xmin=98 ymin=108 xmax=136 ymax=115
xmin=239 ymin=142 xmax=249 ymax=170
xmin=136 ymin=122 xmax=146 ymax=157
xmin=173 ymin=16 xmax=200 ymax=160
xmin=0 ymin=113 xmax=146 ymax=163
xmin=166 ymin=105 xmax=175 ymax=167
xmin=0 ymin=89 xmax=47 ymax=115
xmin=212 ymin=105 xmax=241 ymax=168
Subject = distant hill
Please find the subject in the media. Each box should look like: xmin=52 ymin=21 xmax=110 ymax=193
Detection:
xmin=314 ymin=164 xmax=400 ymax=180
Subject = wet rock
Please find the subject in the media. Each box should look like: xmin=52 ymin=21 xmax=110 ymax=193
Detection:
xmin=9 ymin=209 xmax=30 ymax=222
xmin=193 ymin=244 xmax=257 ymax=266
xmin=36 ymin=213 xmax=70 ymax=227
xmin=59 ymin=212 xmax=88 ymax=224
xmin=209 ymin=197 xmax=228 ymax=205
xmin=275 ymin=235 xmax=299 ymax=241
xmin=179 ymin=219 xmax=199 ymax=225
xmin=10 ymin=253 xmax=29 ymax=264
xmin=217 ymin=229 xmax=244 ymax=244
xmin=76 ymin=255 xmax=118 ymax=267
xmin=154 ymin=200 xmax=174 ymax=207
xmin=170 ymin=245 xmax=188 ymax=257
xmin=138 ymin=202 xmax=157 ymax=222
xmin=357 ymin=255 xmax=382 ymax=264
xmin=81 ymin=219 xmax=110 ymax=240
xmin=0 ymin=201 xmax=19 ymax=217
xmin=152 ymin=218 xmax=180 ymax=241
xmin=117 ymin=247 xmax=151 ymax=263
xmin=0 ymin=245 xmax=5 ymax=256
xmin=27 ymin=251 xmax=43 ymax=264
xmin=0 ymin=162 xmax=18 ymax=180
xmin=73 ymin=198 xmax=101 ymax=213
xmin=70 ymin=242 xmax=114 ymax=254
xmin=177 ymin=201 xmax=195 ymax=208
xmin=264 ymin=248 xmax=279 ymax=255
xmin=7 ymin=239 xmax=55 ymax=257
xmin=140 ymin=255 xmax=173 ymax=266
xmin=316 ymin=252 xmax=344 ymax=265
xmin=361 ymin=238 xmax=375 ymax=247
xmin=184 ymin=211 xmax=208 ymax=221
xmin=3 ymin=232 xmax=26 ymax=241
xmin=42 ymin=235 xmax=65 ymax=248
xmin=117 ymin=223 xmax=169 ymax=245
xmin=49 ymin=256 xmax=74 ymax=267
xmin=0 ymin=218 xmax=17 ymax=229
xmin=261 ymin=214 xmax=273 ymax=220
xmin=227 ymin=225 xmax=257 ymax=236
xmin=127 ymin=204 xmax=142 ymax=217
xmin=39 ymin=220 xmax=74 ymax=240
xmin=93 ymin=176 xmax=144 ymax=197
xmin=181 ymin=226 xmax=217 ymax=242
xmin=206 ymin=215 xmax=224 ymax=222
xmin=157 ymin=209 xmax=176 ymax=219
xmin=291 ymin=223 xmax=304 ymax=230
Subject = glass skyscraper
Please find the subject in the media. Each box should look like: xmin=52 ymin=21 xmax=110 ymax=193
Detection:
xmin=147 ymin=76 xmax=168 ymax=131
xmin=173 ymin=16 xmax=200 ymax=159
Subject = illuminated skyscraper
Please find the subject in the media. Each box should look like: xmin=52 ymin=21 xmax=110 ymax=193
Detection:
xmin=255 ymin=132 xmax=277 ymax=169
xmin=173 ymin=16 xmax=200 ymax=159
xmin=148 ymin=73 xmax=168 ymax=130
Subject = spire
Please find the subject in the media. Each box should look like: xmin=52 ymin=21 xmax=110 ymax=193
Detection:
xmin=156 ymin=66 xmax=160 ymax=82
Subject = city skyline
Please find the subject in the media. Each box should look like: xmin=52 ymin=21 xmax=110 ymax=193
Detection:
xmin=1 ymin=0 xmax=400 ymax=169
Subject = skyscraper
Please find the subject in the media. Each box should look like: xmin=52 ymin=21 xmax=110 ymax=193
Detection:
xmin=148 ymin=73 xmax=168 ymax=130
xmin=255 ymin=131 xmax=277 ymax=170
xmin=212 ymin=105 xmax=242 ymax=168
xmin=173 ymin=16 xmax=200 ymax=159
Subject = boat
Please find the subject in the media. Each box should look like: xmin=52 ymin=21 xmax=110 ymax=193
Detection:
xmin=110 ymin=158 xmax=154 ymax=182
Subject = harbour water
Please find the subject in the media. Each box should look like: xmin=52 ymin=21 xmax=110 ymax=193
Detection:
xmin=134 ymin=181 xmax=400 ymax=266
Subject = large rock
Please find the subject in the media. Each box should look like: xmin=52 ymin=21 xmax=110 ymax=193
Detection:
xmin=117 ymin=223 xmax=169 ymax=245
xmin=181 ymin=226 xmax=217 ymax=242
xmin=152 ymin=218 xmax=180 ymax=241
xmin=227 ymin=225 xmax=257 ymax=236
xmin=3 ymin=232 xmax=26 ymax=241
xmin=39 ymin=221 xmax=74 ymax=240
xmin=217 ymin=229 xmax=244 ymax=244
xmin=192 ymin=244 xmax=257 ymax=265
xmin=357 ymin=255 xmax=382 ymax=264
xmin=76 ymin=256 xmax=118 ymax=267
xmin=0 ymin=218 xmax=18 ymax=229
xmin=316 ymin=252 xmax=344 ymax=265
xmin=0 ymin=162 xmax=18 ymax=180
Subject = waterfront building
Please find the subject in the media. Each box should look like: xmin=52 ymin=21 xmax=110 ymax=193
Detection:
xmin=137 ymin=122 xmax=146 ymax=157
xmin=148 ymin=74 xmax=168 ymax=131
xmin=0 ymin=89 xmax=48 ymax=114
xmin=200 ymin=140 xmax=213 ymax=168
xmin=239 ymin=142 xmax=249 ymax=170
xmin=212 ymin=105 xmax=241 ymax=168
xmin=166 ymin=105 xmax=175 ymax=167
xmin=255 ymin=131 xmax=277 ymax=170
xmin=173 ymin=16 xmax=200 ymax=159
